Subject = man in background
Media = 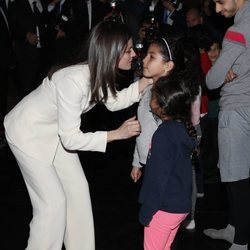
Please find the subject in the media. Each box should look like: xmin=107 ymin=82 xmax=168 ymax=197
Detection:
xmin=203 ymin=0 xmax=250 ymax=249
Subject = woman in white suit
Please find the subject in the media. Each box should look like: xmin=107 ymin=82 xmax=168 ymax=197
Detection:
xmin=4 ymin=20 xmax=152 ymax=250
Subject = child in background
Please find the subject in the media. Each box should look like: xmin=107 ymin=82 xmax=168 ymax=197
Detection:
xmin=139 ymin=76 xmax=197 ymax=250
xmin=204 ymin=38 xmax=222 ymax=180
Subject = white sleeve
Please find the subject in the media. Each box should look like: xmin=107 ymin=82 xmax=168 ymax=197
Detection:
xmin=56 ymin=74 xmax=107 ymax=152
xmin=104 ymin=81 xmax=141 ymax=111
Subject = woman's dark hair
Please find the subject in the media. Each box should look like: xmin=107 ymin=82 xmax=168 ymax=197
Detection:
xmin=151 ymin=75 xmax=197 ymax=140
xmin=49 ymin=20 xmax=132 ymax=104
xmin=88 ymin=21 xmax=132 ymax=103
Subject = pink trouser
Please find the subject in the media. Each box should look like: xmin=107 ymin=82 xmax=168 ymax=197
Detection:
xmin=144 ymin=210 xmax=188 ymax=250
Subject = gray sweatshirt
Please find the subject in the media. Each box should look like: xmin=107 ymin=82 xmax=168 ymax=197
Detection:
xmin=132 ymin=85 xmax=201 ymax=167
xmin=132 ymin=86 xmax=161 ymax=167
xmin=206 ymin=0 xmax=250 ymax=111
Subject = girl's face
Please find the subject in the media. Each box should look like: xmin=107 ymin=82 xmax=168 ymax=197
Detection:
xmin=150 ymin=93 xmax=168 ymax=120
xmin=143 ymin=43 xmax=172 ymax=82
xmin=208 ymin=42 xmax=221 ymax=65
xmin=118 ymin=38 xmax=136 ymax=70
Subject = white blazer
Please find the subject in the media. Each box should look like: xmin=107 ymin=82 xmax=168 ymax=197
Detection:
xmin=4 ymin=64 xmax=141 ymax=163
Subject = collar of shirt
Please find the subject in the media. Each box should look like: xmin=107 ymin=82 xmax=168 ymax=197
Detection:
xmin=28 ymin=0 xmax=43 ymax=13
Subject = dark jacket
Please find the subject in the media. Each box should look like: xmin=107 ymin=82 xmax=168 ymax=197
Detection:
xmin=139 ymin=120 xmax=196 ymax=226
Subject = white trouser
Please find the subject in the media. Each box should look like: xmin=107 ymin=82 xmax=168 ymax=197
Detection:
xmin=8 ymin=142 xmax=95 ymax=250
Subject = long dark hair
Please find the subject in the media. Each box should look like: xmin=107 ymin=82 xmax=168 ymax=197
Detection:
xmin=151 ymin=75 xmax=197 ymax=140
xmin=173 ymin=36 xmax=204 ymax=100
xmin=150 ymin=37 xmax=176 ymax=64
xmin=88 ymin=21 xmax=132 ymax=103
xmin=48 ymin=20 xmax=132 ymax=104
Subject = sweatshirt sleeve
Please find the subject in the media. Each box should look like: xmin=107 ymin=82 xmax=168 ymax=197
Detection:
xmin=206 ymin=29 xmax=247 ymax=90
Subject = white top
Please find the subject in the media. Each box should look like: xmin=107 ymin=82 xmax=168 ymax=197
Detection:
xmin=4 ymin=64 xmax=141 ymax=163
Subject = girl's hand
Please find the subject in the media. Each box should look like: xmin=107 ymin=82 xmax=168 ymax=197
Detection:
xmin=107 ymin=116 xmax=141 ymax=142
xmin=131 ymin=166 xmax=142 ymax=183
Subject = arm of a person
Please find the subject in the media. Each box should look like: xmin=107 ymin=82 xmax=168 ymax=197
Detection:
xmin=206 ymin=29 xmax=246 ymax=90
xmin=131 ymin=145 xmax=143 ymax=183
xmin=134 ymin=88 xmax=159 ymax=165
xmin=56 ymin=72 xmax=141 ymax=151
xmin=131 ymin=88 xmax=159 ymax=182
xmin=104 ymin=77 xmax=152 ymax=111
xmin=56 ymin=74 xmax=108 ymax=152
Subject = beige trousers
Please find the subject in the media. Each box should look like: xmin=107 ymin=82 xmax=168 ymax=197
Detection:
xmin=8 ymin=141 xmax=95 ymax=250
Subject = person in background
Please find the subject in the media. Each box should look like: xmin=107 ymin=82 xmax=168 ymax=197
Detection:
xmin=4 ymin=20 xmax=152 ymax=250
xmin=139 ymin=75 xmax=197 ymax=250
xmin=7 ymin=0 xmax=49 ymax=99
xmin=205 ymin=37 xmax=221 ymax=180
xmin=185 ymin=6 xmax=223 ymax=47
xmin=203 ymin=0 xmax=250 ymax=249
xmin=154 ymin=0 xmax=186 ymax=35
xmin=186 ymin=24 xmax=213 ymax=201
xmin=46 ymin=0 xmax=111 ymax=68
xmin=201 ymin=0 xmax=233 ymax=34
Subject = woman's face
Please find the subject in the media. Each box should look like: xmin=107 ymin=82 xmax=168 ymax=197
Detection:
xmin=118 ymin=38 xmax=136 ymax=70
xmin=143 ymin=44 xmax=171 ymax=82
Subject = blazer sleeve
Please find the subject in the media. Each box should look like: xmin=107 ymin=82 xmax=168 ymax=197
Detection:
xmin=104 ymin=81 xmax=141 ymax=111
xmin=55 ymin=73 xmax=107 ymax=152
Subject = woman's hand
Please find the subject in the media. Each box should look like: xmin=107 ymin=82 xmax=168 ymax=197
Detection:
xmin=131 ymin=166 xmax=142 ymax=183
xmin=107 ymin=116 xmax=141 ymax=142
xmin=138 ymin=77 xmax=153 ymax=93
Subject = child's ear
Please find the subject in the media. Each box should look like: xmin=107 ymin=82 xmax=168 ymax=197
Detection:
xmin=164 ymin=61 xmax=175 ymax=74
xmin=166 ymin=61 xmax=175 ymax=72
